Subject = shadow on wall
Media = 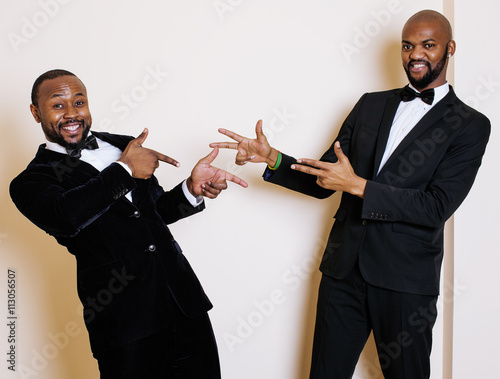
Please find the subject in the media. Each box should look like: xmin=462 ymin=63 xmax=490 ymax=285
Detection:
xmin=382 ymin=40 xmax=407 ymax=90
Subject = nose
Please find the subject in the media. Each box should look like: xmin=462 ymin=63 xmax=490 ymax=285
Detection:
xmin=409 ymin=45 xmax=425 ymax=60
xmin=64 ymin=104 xmax=77 ymax=119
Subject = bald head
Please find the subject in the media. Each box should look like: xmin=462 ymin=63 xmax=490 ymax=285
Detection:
xmin=400 ymin=10 xmax=455 ymax=90
xmin=404 ymin=10 xmax=453 ymax=41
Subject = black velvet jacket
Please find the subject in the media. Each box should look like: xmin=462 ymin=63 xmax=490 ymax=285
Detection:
xmin=10 ymin=131 xmax=212 ymax=353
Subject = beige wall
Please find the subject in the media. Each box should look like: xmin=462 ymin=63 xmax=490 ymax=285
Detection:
xmin=452 ymin=2 xmax=500 ymax=378
xmin=1 ymin=1 xmax=497 ymax=378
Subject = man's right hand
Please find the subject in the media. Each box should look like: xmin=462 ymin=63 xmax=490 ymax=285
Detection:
xmin=118 ymin=128 xmax=180 ymax=179
xmin=209 ymin=120 xmax=280 ymax=167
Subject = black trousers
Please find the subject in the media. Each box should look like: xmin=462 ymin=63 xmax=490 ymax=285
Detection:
xmin=93 ymin=309 xmax=221 ymax=379
xmin=310 ymin=261 xmax=438 ymax=379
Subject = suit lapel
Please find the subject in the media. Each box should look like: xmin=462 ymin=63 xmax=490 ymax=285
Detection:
xmin=91 ymin=131 xmax=141 ymax=207
xmin=371 ymin=89 xmax=402 ymax=179
xmin=91 ymin=131 xmax=132 ymax=151
xmin=36 ymin=145 xmax=100 ymax=178
xmin=376 ymin=87 xmax=457 ymax=178
xmin=38 ymin=132 xmax=138 ymax=207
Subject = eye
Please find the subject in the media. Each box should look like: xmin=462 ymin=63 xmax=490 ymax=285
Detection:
xmin=402 ymin=44 xmax=412 ymax=51
xmin=75 ymin=100 xmax=85 ymax=106
xmin=53 ymin=104 xmax=63 ymax=109
xmin=424 ymin=43 xmax=436 ymax=49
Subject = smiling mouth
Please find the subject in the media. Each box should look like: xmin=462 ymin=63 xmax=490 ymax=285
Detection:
xmin=409 ymin=61 xmax=429 ymax=73
xmin=60 ymin=121 xmax=82 ymax=135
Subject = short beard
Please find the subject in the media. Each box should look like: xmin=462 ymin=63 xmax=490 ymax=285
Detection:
xmin=404 ymin=49 xmax=448 ymax=90
xmin=43 ymin=120 xmax=91 ymax=149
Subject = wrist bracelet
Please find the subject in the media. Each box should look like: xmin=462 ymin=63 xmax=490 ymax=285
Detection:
xmin=268 ymin=151 xmax=282 ymax=170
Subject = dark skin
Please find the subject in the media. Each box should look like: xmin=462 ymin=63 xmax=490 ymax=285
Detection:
xmin=401 ymin=11 xmax=455 ymax=91
xmin=30 ymin=76 xmax=93 ymax=149
xmin=31 ymin=75 xmax=247 ymax=199
xmin=210 ymin=11 xmax=454 ymax=197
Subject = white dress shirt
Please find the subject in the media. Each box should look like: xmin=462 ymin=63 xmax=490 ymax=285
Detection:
xmin=44 ymin=132 xmax=202 ymax=206
xmin=377 ymin=82 xmax=450 ymax=175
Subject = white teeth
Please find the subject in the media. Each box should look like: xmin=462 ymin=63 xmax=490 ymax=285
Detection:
xmin=63 ymin=125 xmax=79 ymax=131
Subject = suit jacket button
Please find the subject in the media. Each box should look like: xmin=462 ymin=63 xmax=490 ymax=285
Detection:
xmin=148 ymin=244 xmax=156 ymax=252
xmin=362 ymin=220 xmax=367 ymax=226
xmin=133 ymin=211 xmax=141 ymax=218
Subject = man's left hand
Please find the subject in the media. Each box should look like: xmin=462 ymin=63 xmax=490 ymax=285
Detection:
xmin=187 ymin=147 xmax=248 ymax=199
xmin=291 ymin=141 xmax=367 ymax=198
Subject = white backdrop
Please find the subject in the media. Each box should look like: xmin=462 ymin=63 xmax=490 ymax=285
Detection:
xmin=1 ymin=1 xmax=498 ymax=378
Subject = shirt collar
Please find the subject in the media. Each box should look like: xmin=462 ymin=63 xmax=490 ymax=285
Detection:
xmin=44 ymin=132 xmax=95 ymax=154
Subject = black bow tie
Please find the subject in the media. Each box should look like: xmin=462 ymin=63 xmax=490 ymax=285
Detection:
xmin=66 ymin=134 xmax=99 ymax=158
xmin=400 ymin=86 xmax=435 ymax=105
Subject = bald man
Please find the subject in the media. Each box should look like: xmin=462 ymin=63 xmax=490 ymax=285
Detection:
xmin=211 ymin=10 xmax=490 ymax=379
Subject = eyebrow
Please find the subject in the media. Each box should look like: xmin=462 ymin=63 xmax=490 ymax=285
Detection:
xmin=49 ymin=92 xmax=86 ymax=99
xmin=402 ymin=38 xmax=437 ymax=44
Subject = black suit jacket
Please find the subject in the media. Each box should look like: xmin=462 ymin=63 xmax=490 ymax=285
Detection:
xmin=10 ymin=131 xmax=212 ymax=353
xmin=265 ymin=86 xmax=490 ymax=295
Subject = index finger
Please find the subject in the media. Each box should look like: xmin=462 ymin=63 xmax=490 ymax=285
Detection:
xmin=154 ymin=150 xmax=181 ymax=168
xmin=217 ymin=128 xmax=245 ymax=143
xmin=295 ymin=158 xmax=328 ymax=170
xmin=291 ymin=162 xmax=323 ymax=177
xmin=209 ymin=141 xmax=239 ymax=150
xmin=224 ymin=172 xmax=249 ymax=188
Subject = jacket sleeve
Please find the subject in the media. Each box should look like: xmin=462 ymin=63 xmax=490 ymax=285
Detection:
xmin=362 ymin=110 xmax=491 ymax=227
xmin=10 ymin=162 xmax=137 ymax=237
xmin=263 ymin=94 xmax=368 ymax=199
xmin=155 ymin=181 xmax=205 ymax=225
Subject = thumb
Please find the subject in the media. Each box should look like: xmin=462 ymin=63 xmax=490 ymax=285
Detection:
xmin=134 ymin=128 xmax=149 ymax=146
xmin=334 ymin=141 xmax=347 ymax=162
xmin=200 ymin=147 xmax=219 ymax=165
xmin=255 ymin=119 xmax=266 ymax=141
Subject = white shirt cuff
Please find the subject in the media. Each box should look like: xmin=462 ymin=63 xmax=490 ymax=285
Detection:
xmin=116 ymin=161 xmax=133 ymax=176
xmin=182 ymin=180 xmax=204 ymax=207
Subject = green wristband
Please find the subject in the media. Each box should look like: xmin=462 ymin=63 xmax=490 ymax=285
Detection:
xmin=268 ymin=152 xmax=282 ymax=170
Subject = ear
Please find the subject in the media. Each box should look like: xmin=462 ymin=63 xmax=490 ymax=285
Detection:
xmin=447 ymin=40 xmax=456 ymax=58
xmin=30 ymin=104 xmax=41 ymax=123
